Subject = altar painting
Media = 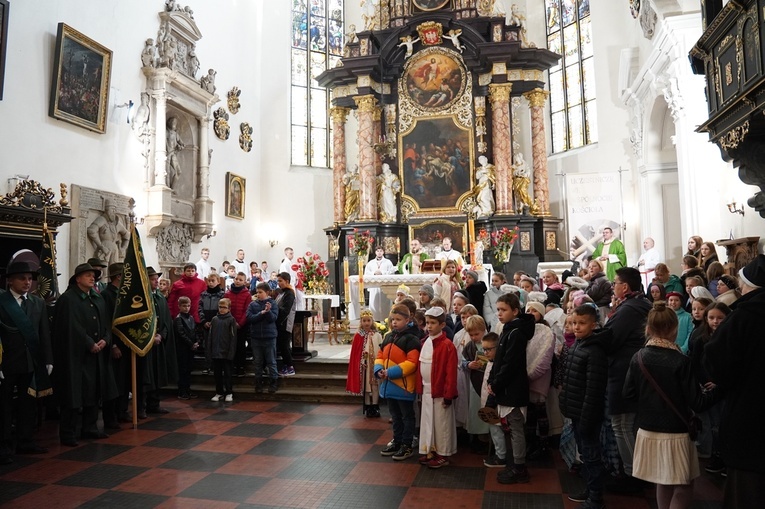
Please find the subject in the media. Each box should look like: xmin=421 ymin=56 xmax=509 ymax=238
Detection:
xmin=409 ymin=220 xmax=466 ymax=259
xmin=403 ymin=49 xmax=465 ymax=111
xmin=399 ymin=116 xmax=473 ymax=212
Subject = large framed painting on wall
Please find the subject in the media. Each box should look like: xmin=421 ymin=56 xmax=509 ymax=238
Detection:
xmin=403 ymin=48 xmax=465 ymax=111
xmin=49 ymin=23 xmax=112 ymax=133
xmin=399 ymin=115 xmax=473 ymax=212
xmin=225 ymin=172 xmax=245 ymax=220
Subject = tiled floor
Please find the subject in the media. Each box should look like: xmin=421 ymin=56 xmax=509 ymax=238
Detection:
xmin=0 ymin=400 xmax=725 ymax=508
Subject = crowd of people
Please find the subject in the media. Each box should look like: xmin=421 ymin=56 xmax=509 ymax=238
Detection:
xmin=346 ymin=237 xmax=764 ymax=509
xmin=0 ymin=246 xmax=302 ymax=465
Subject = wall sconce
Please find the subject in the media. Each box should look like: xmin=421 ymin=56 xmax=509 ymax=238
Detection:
xmin=206 ymin=229 xmax=217 ymax=240
xmin=115 ymin=100 xmax=134 ymax=124
xmin=269 ymin=239 xmax=279 ymax=248
xmin=727 ymin=200 xmax=745 ymax=216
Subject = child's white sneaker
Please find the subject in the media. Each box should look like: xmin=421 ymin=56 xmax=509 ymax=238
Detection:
xmin=211 ymin=394 xmax=222 ymax=402
xmin=225 ymin=394 xmax=233 ymax=402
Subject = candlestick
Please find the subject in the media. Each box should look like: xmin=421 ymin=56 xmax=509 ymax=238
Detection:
xmin=358 ymin=258 xmax=364 ymax=306
xmin=468 ymin=219 xmax=476 ymax=264
xmin=343 ymin=257 xmax=350 ymax=304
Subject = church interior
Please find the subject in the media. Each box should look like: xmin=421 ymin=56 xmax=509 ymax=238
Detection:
xmin=0 ymin=0 xmax=761 ymax=507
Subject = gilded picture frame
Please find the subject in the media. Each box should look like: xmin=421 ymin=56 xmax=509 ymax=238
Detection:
xmin=49 ymin=23 xmax=112 ymax=133
xmin=408 ymin=219 xmax=466 ymax=259
xmin=0 ymin=0 xmax=9 ymax=100
xmin=399 ymin=114 xmax=474 ymax=214
xmin=412 ymin=0 xmax=451 ymax=12
xmin=225 ymin=172 xmax=245 ymax=220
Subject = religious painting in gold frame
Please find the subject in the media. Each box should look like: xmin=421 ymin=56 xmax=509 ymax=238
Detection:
xmin=48 ymin=23 xmax=112 ymax=133
xmin=225 ymin=172 xmax=245 ymax=220
xmin=402 ymin=47 xmax=465 ymax=111
xmin=412 ymin=0 xmax=451 ymax=13
xmin=408 ymin=219 xmax=466 ymax=259
xmin=399 ymin=115 xmax=474 ymax=213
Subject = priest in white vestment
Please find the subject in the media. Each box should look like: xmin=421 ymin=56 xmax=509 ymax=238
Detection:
xmin=435 ymin=237 xmax=465 ymax=267
xmin=637 ymin=237 xmax=661 ymax=290
xmin=364 ymin=246 xmax=396 ymax=320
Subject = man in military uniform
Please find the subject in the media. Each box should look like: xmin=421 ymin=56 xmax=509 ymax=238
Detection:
xmin=53 ymin=263 xmax=117 ymax=446
xmin=0 ymin=261 xmax=53 ymax=464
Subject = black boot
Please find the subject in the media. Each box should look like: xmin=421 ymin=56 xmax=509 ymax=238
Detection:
xmin=368 ymin=405 xmax=381 ymax=418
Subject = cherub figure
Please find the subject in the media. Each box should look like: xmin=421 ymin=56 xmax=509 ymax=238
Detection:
xmin=397 ymin=35 xmax=420 ymax=59
xmin=140 ymin=38 xmax=156 ymax=67
xmin=200 ymin=69 xmax=217 ymax=94
xmin=444 ymin=29 xmax=464 ymax=53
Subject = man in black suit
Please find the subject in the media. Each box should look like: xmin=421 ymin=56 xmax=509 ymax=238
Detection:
xmin=0 ymin=261 xmax=53 ymax=464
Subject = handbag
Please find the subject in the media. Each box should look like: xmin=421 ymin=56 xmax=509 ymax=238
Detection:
xmin=637 ymin=352 xmax=702 ymax=441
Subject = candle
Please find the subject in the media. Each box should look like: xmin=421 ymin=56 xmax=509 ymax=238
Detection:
xmin=468 ymin=219 xmax=475 ymax=264
xmin=358 ymin=258 xmax=364 ymax=305
xmin=343 ymin=257 xmax=350 ymax=304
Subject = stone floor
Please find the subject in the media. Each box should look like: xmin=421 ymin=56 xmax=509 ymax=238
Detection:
xmin=0 ymin=399 xmax=725 ymax=508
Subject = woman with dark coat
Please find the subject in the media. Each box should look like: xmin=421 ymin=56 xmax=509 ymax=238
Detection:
xmin=275 ymin=272 xmax=297 ymax=376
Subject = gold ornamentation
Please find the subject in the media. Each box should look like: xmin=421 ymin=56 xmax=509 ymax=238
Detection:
xmin=354 ymin=94 xmax=377 ymax=112
xmin=382 ymin=236 xmax=399 ymax=254
xmin=213 ymin=107 xmax=230 ymax=140
xmin=239 ymin=122 xmax=253 ymax=152
xmin=520 ymin=231 xmax=531 ymax=251
xmin=373 ymin=107 xmax=382 ymax=122
xmin=545 ymin=231 xmax=557 ymax=251
xmin=725 ymin=62 xmax=733 ymax=85
xmin=524 ymin=88 xmax=549 ymax=108
xmin=400 ymin=198 xmax=416 ymax=223
xmin=492 ymin=62 xmax=507 ymax=75
xmin=719 ymin=120 xmax=749 ymax=150
xmin=227 ymin=87 xmax=241 ymax=114
xmin=474 ymin=96 xmax=487 ymax=153
xmin=59 ymin=183 xmax=69 ymax=207
xmin=488 ymin=83 xmax=512 ymax=103
xmin=416 ymin=21 xmax=443 ymax=46
xmin=0 ymin=179 xmax=62 ymax=212
xmin=329 ymin=106 xmax=350 ymax=124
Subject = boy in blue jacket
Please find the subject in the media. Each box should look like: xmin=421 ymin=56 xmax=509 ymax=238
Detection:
xmin=247 ymin=282 xmax=279 ymax=393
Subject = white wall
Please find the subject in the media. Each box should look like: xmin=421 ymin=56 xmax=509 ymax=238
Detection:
xmin=0 ymin=0 xmax=338 ymax=287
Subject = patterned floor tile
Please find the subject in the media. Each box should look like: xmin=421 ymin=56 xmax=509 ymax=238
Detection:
xmin=304 ymin=442 xmax=373 ymax=462
xmin=137 ymin=418 xmax=194 ymax=432
xmin=77 ymin=489 xmax=169 ymax=508
xmin=291 ymin=413 xmax=350 ymax=427
xmin=412 ymin=465 xmax=486 ymax=490
xmin=99 ymin=429 xmax=169 ymax=447
xmin=215 ymin=454 xmax=295 ymax=477
xmin=323 ymin=427 xmax=386 ymax=444
xmin=143 ymin=432 xmax=214 ymax=450
xmin=342 ymin=461 xmax=421 ymax=486
xmin=277 ymin=458 xmax=357 ymax=483
xmin=203 ymin=409 xmax=258 ymax=422
xmin=191 ymin=435 xmax=266 ymax=454
xmin=54 ymin=443 xmax=132 ymax=463
xmin=0 ymin=479 xmax=45 ymax=505
xmin=308 ymin=404 xmax=362 ymax=416
xmin=56 ymin=463 xmax=148 ymax=490
xmin=177 ymin=472 xmax=269 ymax=502
xmin=482 ymin=492 xmax=565 ymax=509
xmin=246 ymin=478 xmax=338 ymax=508
xmin=247 ymin=439 xmax=317 ymax=457
xmin=318 ymin=483 xmax=408 ymax=509
xmin=0 ymin=458 xmax=94 ymax=484
xmin=246 ymin=411 xmax=305 ymax=425
xmin=102 ymin=445 xmax=185 ymax=468
xmin=158 ymin=450 xmax=239 ymax=472
xmin=268 ymin=402 xmax=320 ymax=414
xmin=399 ymin=486 xmax=484 ymax=509
xmin=484 ymin=466 xmax=563 ymax=494
xmin=113 ymin=467 xmax=209 ymax=496
xmin=174 ymin=419 xmax=241 ymax=435
xmin=154 ymin=496 xmax=240 ymax=509
xmin=2 ymin=484 xmax=105 ymax=509
xmin=223 ymin=422 xmax=284 ymax=438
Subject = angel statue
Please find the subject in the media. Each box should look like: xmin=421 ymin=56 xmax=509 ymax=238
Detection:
xmin=472 ymin=155 xmax=495 ymax=218
xmin=361 ymin=0 xmax=381 ymax=31
xmin=377 ymin=163 xmax=401 ymax=223
xmin=509 ymin=4 xmax=536 ymax=48
xmin=511 ymin=152 xmax=539 ymax=215
xmin=343 ymin=165 xmax=361 ymax=223
xmin=444 ymin=29 xmax=464 ymax=53
xmin=397 ymin=35 xmax=420 ymax=59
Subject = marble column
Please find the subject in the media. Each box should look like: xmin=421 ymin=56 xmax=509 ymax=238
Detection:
xmin=198 ymin=116 xmax=210 ymax=198
xmin=489 ymin=83 xmax=513 ymax=214
xmin=373 ymin=106 xmax=383 ymax=174
xmin=152 ymin=92 xmax=168 ymax=187
xmin=524 ymin=88 xmax=551 ymax=215
xmin=355 ymin=94 xmax=377 ymax=221
xmin=330 ymin=106 xmax=350 ymax=224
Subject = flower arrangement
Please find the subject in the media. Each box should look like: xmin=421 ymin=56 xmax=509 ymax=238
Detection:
xmin=349 ymin=228 xmax=374 ymax=257
xmin=491 ymin=226 xmax=520 ymax=263
xmin=292 ymin=251 xmax=330 ymax=293
xmin=477 ymin=228 xmax=491 ymax=250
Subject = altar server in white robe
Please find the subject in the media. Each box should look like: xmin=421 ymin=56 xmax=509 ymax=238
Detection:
xmin=364 ymin=246 xmax=396 ymax=321
xmin=435 ymin=237 xmax=465 ymax=267
xmin=418 ymin=307 xmax=459 ymax=469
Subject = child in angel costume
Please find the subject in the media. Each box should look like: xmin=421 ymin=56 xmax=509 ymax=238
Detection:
xmin=346 ymin=308 xmax=383 ymax=418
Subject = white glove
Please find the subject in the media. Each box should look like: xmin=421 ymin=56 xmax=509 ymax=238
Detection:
xmin=46 ymin=364 xmax=53 ymax=376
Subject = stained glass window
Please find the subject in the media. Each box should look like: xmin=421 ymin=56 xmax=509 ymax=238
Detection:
xmin=545 ymin=0 xmax=597 ymax=153
xmin=291 ymin=0 xmax=343 ymax=167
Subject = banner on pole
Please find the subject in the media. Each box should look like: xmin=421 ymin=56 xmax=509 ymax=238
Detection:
xmin=565 ymin=172 xmax=622 ymax=267
xmin=112 ymin=226 xmax=156 ymax=356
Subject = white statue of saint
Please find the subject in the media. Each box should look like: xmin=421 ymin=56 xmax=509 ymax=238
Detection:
xmin=397 ymin=35 xmax=420 ymax=59
xmin=473 ymin=155 xmax=496 ymax=218
xmin=377 ymin=163 xmax=401 ymax=223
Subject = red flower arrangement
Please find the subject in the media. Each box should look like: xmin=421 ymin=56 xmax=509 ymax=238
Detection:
xmin=491 ymin=226 xmax=520 ymax=263
xmin=292 ymin=251 xmax=330 ymax=292
xmin=348 ymin=228 xmax=374 ymax=256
